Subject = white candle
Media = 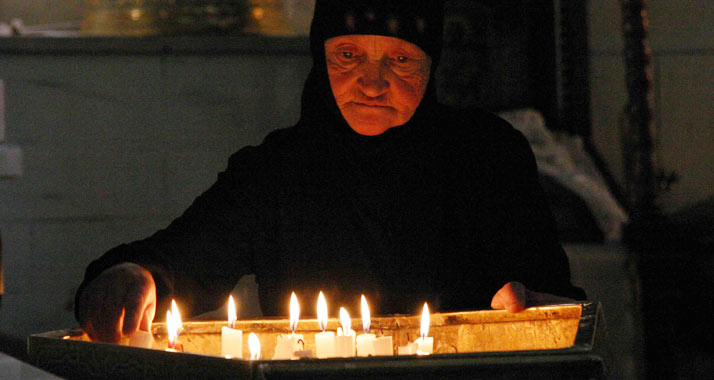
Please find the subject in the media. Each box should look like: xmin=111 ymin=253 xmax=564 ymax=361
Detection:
xmin=415 ymin=336 xmax=434 ymax=355
xmin=273 ymin=333 xmax=304 ymax=360
xmin=373 ymin=336 xmax=393 ymax=356
xmin=356 ymin=334 xmax=376 ymax=357
xmin=222 ymin=327 xmax=243 ymax=358
xmin=334 ymin=307 xmax=356 ymax=357
xmin=314 ymin=291 xmax=335 ymax=358
xmin=273 ymin=293 xmax=308 ymax=360
xmin=221 ymin=295 xmax=243 ymax=358
xmin=356 ymin=295 xmax=376 ymax=357
xmin=315 ymin=331 xmax=335 ymax=358
xmin=397 ymin=342 xmax=417 ymax=355
xmin=416 ymin=302 xmax=433 ymax=355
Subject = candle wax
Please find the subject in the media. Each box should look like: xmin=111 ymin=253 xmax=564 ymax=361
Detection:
xmin=355 ymin=333 xmax=376 ymax=357
xmin=373 ymin=336 xmax=393 ymax=356
xmin=315 ymin=331 xmax=335 ymax=358
xmin=272 ymin=333 xmax=304 ymax=360
xmin=221 ymin=327 xmax=243 ymax=358
xmin=415 ymin=336 xmax=434 ymax=355
xmin=294 ymin=349 xmax=313 ymax=358
xmin=397 ymin=342 xmax=417 ymax=355
xmin=334 ymin=328 xmax=356 ymax=357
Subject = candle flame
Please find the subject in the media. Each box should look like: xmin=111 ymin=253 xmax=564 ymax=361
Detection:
xmin=166 ymin=299 xmax=183 ymax=348
xmin=289 ymin=292 xmax=300 ymax=333
xmin=248 ymin=333 xmax=261 ymax=360
xmin=420 ymin=302 xmax=430 ymax=338
xmin=339 ymin=307 xmax=351 ymax=334
xmin=228 ymin=295 xmax=237 ymax=328
xmin=172 ymin=299 xmax=182 ymax=329
xmin=317 ymin=291 xmax=328 ymax=331
xmin=361 ymin=295 xmax=371 ymax=333
xmin=166 ymin=310 xmax=175 ymax=346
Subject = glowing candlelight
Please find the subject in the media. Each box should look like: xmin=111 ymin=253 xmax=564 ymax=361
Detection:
xmin=314 ymin=291 xmax=335 ymax=358
xmin=335 ymin=307 xmax=356 ymax=357
xmin=273 ymin=292 xmax=311 ymax=360
xmin=290 ymin=292 xmax=300 ymax=333
xmin=166 ymin=299 xmax=183 ymax=351
xmin=356 ymin=295 xmax=377 ymax=356
xmin=338 ymin=307 xmax=353 ymax=334
xmin=248 ymin=333 xmax=261 ymax=360
xmin=361 ymin=295 xmax=370 ymax=333
xmin=415 ymin=302 xmax=434 ymax=355
xmin=221 ymin=295 xmax=243 ymax=358
xmin=318 ymin=291 xmax=328 ymax=331
xmin=228 ymin=295 xmax=237 ymax=328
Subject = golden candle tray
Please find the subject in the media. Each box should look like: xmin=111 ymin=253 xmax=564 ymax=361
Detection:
xmin=28 ymin=302 xmax=606 ymax=379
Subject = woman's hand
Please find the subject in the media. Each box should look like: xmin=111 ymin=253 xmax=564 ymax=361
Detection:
xmin=77 ymin=262 xmax=157 ymax=343
xmin=490 ymin=281 xmax=574 ymax=313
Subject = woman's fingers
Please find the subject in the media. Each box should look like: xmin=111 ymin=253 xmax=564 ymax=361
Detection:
xmin=77 ymin=263 xmax=156 ymax=343
xmin=491 ymin=281 xmax=574 ymax=313
xmin=490 ymin=281 xmax=527 ymax=313
xmin=121 ymin=274 xmax=156 ymax=336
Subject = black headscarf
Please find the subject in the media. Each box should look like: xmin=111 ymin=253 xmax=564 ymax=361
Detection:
xmin=298 ymin=0 xmax=445 ymax=144
xmin=309 ymin=0 xmax=445 ymax=68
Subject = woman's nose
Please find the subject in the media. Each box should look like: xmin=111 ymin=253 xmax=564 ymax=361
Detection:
xmin=357 ymin=61 xmax=389 ymax=97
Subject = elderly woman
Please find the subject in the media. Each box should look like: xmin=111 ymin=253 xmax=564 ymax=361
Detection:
xmin=76 ymin=0 xmax=585 ymax=343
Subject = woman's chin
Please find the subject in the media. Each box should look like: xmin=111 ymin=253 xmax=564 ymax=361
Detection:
xmin=344 ymin=115 xmax=397 ymax=136
xmin=348 ymin=123 xmax=397 ymax=136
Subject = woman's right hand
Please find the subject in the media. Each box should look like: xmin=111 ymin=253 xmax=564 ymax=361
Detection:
xmin=77 ymin=262 xmax=157 ymax=343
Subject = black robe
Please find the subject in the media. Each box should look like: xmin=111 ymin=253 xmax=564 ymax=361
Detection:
xmin=76 ymin=67 xmax=585 ymax=320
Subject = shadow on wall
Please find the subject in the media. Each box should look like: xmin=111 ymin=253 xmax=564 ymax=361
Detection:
xmin=0 ymin=0 xmax=83 ymax=26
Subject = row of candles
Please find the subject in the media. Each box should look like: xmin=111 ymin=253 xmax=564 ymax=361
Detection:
xmin=163 ymin=291 xmax=434 ymax=359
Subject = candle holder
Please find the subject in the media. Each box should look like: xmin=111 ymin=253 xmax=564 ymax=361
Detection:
xmin=28 ymin=302 xmax=606 ymax=379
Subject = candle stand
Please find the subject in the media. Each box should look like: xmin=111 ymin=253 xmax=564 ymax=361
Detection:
xmin=28 ymin=302 xmax=605 ymax=379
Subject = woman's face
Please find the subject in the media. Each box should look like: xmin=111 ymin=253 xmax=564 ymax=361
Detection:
xmin=325 ymin=35 xmax=431 ymax=136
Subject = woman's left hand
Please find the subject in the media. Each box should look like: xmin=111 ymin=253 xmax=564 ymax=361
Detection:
xmin=490 ymin=281 xmax=574 ymax=313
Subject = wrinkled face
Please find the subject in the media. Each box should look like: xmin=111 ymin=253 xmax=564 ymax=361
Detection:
xmin=325 ymin=35 xmax=431 ymax=136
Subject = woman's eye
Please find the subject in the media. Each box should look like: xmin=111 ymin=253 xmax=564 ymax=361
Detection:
xmin=340 ymin=51 xmax=355 ymax=59
xmin=396 ymin=56 xmax=409 ymax=63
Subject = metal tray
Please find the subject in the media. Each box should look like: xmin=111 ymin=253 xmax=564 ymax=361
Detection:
xmin=28 ymin=302 xmax=605 ymax=379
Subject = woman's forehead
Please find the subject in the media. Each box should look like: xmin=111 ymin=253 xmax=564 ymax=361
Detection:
xmin=325 ymin=35 xmax=427 ymax=56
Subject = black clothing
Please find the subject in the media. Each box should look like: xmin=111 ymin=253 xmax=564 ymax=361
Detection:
xmin=76 ymin=0 xmax=583 ymax=320
xmin=76 ymin=74 xmax=584 ymax=319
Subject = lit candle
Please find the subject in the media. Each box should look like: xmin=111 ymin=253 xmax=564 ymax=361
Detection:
xmin=248 ymin=333 xmax=261 ymax=360
xmin=314 ymin=291 xmax=335 ymax=358
xmin=415 ymin=303 xmax=434 ymax=355
xmin=166 ymin=299 xmax=183 ymax=352
xmin=221 ymin=295 xmax=243 ymax=358
xmin=273 ymin=292 xmax=310 ymax=360
xmin=334 ymin=307 xmax=356 ymax=357
xmin=355 ymin=295 xmax=376 ymax=357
